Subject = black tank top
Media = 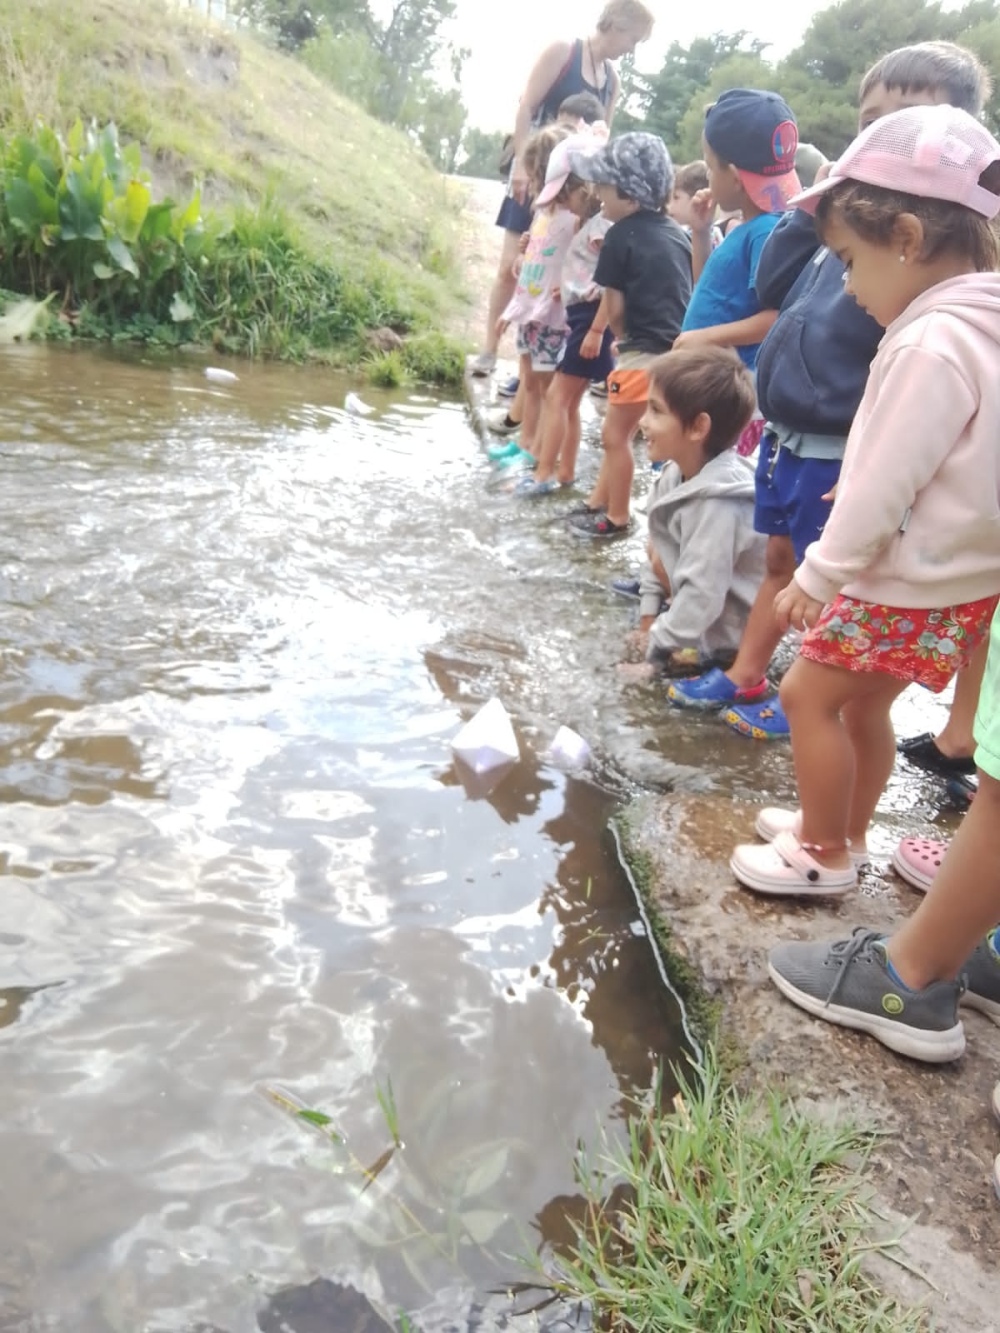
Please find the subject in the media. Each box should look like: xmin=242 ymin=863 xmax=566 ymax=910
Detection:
xmin=536 ymin=39 xmax=613 ymax=126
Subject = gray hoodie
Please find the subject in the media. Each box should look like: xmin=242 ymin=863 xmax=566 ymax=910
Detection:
xmin=640 ymin=451 xmax=767 ymax=662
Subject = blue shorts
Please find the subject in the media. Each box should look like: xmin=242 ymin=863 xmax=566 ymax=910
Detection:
xmin=753 ymin=431 xmax=842 ymax=563
xmin=557 ymin=301 xmax=616 ymax=382
xmin=496 ymin=192 xmax=532 ymax=234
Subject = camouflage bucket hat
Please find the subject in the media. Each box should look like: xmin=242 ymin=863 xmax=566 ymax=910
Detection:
xmin=567 ymin=131 xmax=673 ymax=211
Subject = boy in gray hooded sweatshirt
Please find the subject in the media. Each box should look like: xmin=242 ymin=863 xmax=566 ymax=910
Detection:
xmin=630 ymin=347 xmax=766 ymax=674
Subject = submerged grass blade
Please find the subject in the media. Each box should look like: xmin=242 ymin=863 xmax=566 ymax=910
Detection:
xmin=376 ymin=1075 xmax=403 ymax=1148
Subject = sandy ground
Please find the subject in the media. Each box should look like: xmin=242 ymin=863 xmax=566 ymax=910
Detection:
xmin=450 ymin=174 xmax=1000 ymax=1331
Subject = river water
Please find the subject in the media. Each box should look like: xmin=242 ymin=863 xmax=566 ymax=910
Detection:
xmin=0 ymin=345 xmax=698 ymax=1333
xmin=0 ymin=343 xmax=959 ymax=1332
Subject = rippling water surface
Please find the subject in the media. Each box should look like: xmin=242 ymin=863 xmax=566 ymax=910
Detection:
xmin=0 ymin=346 xmax=697 ymax=1333
xmin=0 ymin=344 xmax=960 ymax=1332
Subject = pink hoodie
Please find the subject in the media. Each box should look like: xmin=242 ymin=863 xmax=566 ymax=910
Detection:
xmin=797 ymin=272 xmax=1000 ymax=610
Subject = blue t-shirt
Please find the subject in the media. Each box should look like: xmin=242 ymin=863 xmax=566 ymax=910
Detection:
xmin=681 ymin=213 xmax=782 ymax=368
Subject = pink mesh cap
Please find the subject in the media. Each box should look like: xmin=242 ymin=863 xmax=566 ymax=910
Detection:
xmin=790 ymin=104 xmax=1000 ymax=219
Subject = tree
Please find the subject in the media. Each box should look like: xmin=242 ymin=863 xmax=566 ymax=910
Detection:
xmin=627 ymin=32 xmax=772 ymax=149
xmin=455 ymin=128 xmax=506 ymax=179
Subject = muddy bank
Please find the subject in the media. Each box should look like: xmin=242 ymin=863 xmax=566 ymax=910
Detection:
xmin=454 ymin=177 xmax=1000 ymax=1331
xmin=623 ymin=791 xmax=1000 ymax=1327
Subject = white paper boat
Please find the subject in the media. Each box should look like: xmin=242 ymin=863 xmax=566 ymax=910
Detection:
xmin=345 ymin=391 xmax=374 ymax=416
xmin=548 ymin=725 xmax=590 ymax=768
xmin=450 ymin=697 xmax=519 ymax=774
xmin=204 ymin=366 xmax=239 ymax=384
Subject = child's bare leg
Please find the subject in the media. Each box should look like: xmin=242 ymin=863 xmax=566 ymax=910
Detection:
xmin=722 ymin=535 xmax=795 ymax=688
xmin=887 ymin=770 xmax=1000 ymax=988
xmin=780 ymin=659 xmax=907 ymax=868
xmin=933 ymin=638 xmax=987 ymax=759
xmin=596 ymin=402 xmax=645 ymax=527
xmin=650 ymin=551 xmax=671 ymax=598
xmin=534 ymin=374 xmax=579 ymax=481
xmin=542 ymin=375 xmax=587 ymax=483
xmin=523 ymin=368 xmax=554 ymax=456
xmin=842 ymin=685 xmax=910 ymax=851
xmin=561 ymin=395 xmax=583 ymax=486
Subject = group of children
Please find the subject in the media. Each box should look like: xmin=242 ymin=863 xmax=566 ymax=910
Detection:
xmin=477 ymin=38 xmax=1000 ymax=1154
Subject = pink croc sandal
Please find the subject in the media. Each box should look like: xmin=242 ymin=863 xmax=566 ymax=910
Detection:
xmin=730 ymin=829 xmax=857 ymax=898
xmin=891 ymin=836 xmax=947 ymax=894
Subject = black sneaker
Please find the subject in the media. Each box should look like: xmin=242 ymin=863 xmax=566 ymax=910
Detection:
xmin=768 ymin=928 xmax=965 ymax=1063
xmin=569 ymin=511 xmax=632 ymax=540
xmin=897 ymin=732 xmax=976 ymax=776
xmin=563 ymin=501 xmax=605 ymax=519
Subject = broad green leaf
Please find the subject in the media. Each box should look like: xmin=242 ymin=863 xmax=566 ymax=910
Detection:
xmin=141 ymin=202 xmax=175 ymax=243
xmin=4 ymin=179 xmax=46 ymax=237
xmin=93 ymin=262 xmax=115 ymax=280
xmin=106 ymin=236 xmax=139 ymax=278
xmin=58 ymin=172 xmax=103 ymax=241
xmin=107 ymin=179 xmax=150 ymax=244
xmin=65 ymin=119 xmax=84 ymax=156
xmin=457 ymin=1143 xmax=509 ymax=1198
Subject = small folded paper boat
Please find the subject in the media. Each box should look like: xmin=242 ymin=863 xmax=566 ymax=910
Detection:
xmin=450 ymin=697 xmax=519 ymax=775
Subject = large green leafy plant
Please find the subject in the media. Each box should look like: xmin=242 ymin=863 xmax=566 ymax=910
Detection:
xmin=0 ymin=119 xmax=200 ymax=321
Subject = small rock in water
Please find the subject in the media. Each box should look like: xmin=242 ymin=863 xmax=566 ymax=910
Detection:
xmin=204 ymin=366 xmax=239 ymax=384
xmin=345 ymin=391 xmax=374 ymax=416
xmin=451 ymin=697 xmax=519 ymax=774
xmin=548 ymin=725 xmax=590 ymax=768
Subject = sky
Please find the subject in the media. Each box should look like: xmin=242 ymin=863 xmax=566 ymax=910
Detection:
xmin=444 ymin=0 xmax=831 ymax=130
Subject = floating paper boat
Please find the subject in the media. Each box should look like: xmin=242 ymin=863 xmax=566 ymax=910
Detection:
xmin=345 ymin=392 xmax=374 ymax=416
xmin=204 ymin=366 xmax=239 ymax=384
xmin=450 ymin=697 xmax=519 ymax=775
xmin=548 ymin=725 xmax=591 ymax=768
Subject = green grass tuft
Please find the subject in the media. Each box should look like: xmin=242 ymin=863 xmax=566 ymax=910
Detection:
xmin=543 ymin=1056 xmax=925 ymax=1332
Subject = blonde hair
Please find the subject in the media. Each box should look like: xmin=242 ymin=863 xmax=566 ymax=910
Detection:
xmin=597 ymin=0 xmax=655 ymax=36
xmin=522 ymin=123 xmax=574 ymax=200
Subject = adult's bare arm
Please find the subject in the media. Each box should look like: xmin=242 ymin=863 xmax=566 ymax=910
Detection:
xmin=510 ymin=40 xmax=574 ymax=203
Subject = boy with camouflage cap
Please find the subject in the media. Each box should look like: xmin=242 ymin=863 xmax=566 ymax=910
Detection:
xmin=565 ymin=132 xmax=693 ymax=537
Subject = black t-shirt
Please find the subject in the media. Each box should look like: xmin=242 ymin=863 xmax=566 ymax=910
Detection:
xmin=594 ymin=211 xmax=692 ymax=355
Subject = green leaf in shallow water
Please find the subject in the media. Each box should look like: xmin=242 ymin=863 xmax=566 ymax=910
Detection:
xmin=460 ymin=1209 xmax=506 ymax=1245
xmin=296 ymin=1109 xmax=342 ymax=1139
xmin=459 ymin=1142 xmax=510 ymax=1198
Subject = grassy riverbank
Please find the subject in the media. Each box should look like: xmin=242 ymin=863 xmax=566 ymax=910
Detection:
xmin=0 ymin=0 xmax=467 ymax=378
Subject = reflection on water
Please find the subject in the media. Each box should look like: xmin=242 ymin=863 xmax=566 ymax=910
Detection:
xmin=0 ymin=344 xmax=957 ymax=1330
xmin=0 ymin=345 xmax=688 ymax=1332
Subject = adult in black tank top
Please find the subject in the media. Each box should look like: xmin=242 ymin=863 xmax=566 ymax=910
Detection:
xmin=472 ymin=0 xmax=656 ymax=377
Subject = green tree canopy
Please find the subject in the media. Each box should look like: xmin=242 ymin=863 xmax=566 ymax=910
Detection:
xmin=637 ymin=0 xmax=1000 ymax=162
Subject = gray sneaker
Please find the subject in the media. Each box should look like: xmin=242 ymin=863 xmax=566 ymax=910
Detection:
xmin=768 ymin=928 xmax=965 ymax=1063
xmin=961 ymin=934 xmax=1000 ymax=1024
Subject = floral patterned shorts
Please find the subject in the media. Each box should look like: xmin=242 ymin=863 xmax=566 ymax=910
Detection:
xmin=800 ymin=593 xmax=999 ymax=692
xmin=516 ymin=321 xmax=566 ymax=371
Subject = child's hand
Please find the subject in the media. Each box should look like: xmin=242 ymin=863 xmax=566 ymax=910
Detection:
xmin=671 ymin=328 xmax=713 ymax=351
xmin=552 ymin=286 xmax=561 ymax=303
xmin=774 ymin=579 xmax=826 ymax=632
xmin=623 ymin=628 xmax=650 ymax=661
xmin=511 ymin=255 xmax=524 ymax=279
xmin=688 ymin=188 xmax=716 ymax=233
xmin=822 ymin=482 xmax=839 ymax=503
xmin=580 ymin=326 xmax=604 ymax=358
